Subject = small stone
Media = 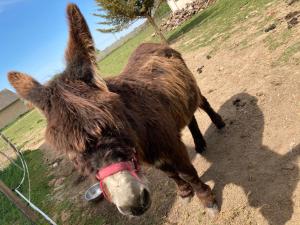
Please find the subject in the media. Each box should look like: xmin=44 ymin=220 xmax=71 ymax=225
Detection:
xmin=61 ymin=211 xmax=70 ymax=222
xmin=48 ymin=179 xmax=57 ymax=186
xmin=240 ymin=134 xmax=248 ymax=139
xmin=207 ymin=89 xmax=215 ymax=94
xmin=282 ymin=163 xmax=295 ymax=170
xmin=52 ymin=162 xmax=58 ymax=168
xmin=288 ymin=142 xmax=296 ymax=152
xmin=233 ymin=98 xmax=241 ymax=105
xmin=53 ymin=185 xmax=64 ymax=192
xmin=197 ymin=65 xmax=204 ymax=74
xmin=271 ymin=80 xmax=282 ymax=86
xmin=249 ymin=10 xmax=258 ymax=16
xmin=264 ymin=23 xmax=276 ymax=32
xmin=288 ymin=17 xmax=299 ymax=29
xmin=248 ymin=175 xmax=252 ymax=181
xmin=54 ymin=177 xmax=65 ymax=187
xmin=285 ymin=11 xmax=300 ymax=20
xmin=256 ymin=91 xmax=264 ymax=97
xmin=233 ymin=98 xmax=246 ymax=108
xmin=286 ymin=0 xmax=300 ymax=6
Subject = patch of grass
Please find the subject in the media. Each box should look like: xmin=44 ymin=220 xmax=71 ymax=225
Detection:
xmin=0 ymin=109 xmax=46 ymax=150
xmin=264 ymin=28 xmax=293 ymax=51
xmin=98 ymin=25 xmax=158 ymax=76
xmin=277 ymin=41 xmax=300 ymax=65
xmin=167 ymin=0 xmax=277 ymax=52
xmin=264 ymin=35 xmax=282 ymax=51
xmin=0 ymin=150 xmax=54 ymax=225
xmin=154 ymin=1 xmax=171 ymax=19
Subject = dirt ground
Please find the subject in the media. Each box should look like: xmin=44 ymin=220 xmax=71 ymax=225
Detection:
xmin=43 ymin=1 xmax=300 ymax=225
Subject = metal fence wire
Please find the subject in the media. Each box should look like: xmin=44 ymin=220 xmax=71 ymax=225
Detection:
xmin=0 ymin=133 xmax=57 ymax=225
xmin=0 ymin=135 xmax=33 ymax=225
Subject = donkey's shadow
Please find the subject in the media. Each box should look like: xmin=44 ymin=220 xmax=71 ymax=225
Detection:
xmin=192 ymin=93 xmax=300 ymax=225
xmin=91 ymin=93 xmax=299 ymax=225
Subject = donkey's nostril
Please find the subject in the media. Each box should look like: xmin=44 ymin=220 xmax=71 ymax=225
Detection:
xmin=141 ymin=189 xmax=150 ymax=207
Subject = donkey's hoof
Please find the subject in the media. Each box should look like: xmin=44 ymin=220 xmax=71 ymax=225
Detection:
xmin=206 ymin=203 xmax=219 ymax=218
xmin=215 ymin=118 xmax=226 ymax=129
xmin=179 ymin=195 xmax=193 ymax=205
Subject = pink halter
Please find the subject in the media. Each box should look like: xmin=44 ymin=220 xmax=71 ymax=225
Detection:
xmin=96 ymin=154 xmax=141 ymax=201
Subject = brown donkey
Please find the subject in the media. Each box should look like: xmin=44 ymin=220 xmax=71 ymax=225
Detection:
xmin=8 ymin=4 xmax=225 ymax=217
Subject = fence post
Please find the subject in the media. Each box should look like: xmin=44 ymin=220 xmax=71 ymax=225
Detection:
xmin=0 ymin=180 xmax=39 ymax=223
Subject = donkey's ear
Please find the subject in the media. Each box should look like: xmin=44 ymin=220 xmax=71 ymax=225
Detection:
xmin=65 ymin=3 xmax=96 ymax=65
xmin=8 ymin=72 xmax=49 ymax=110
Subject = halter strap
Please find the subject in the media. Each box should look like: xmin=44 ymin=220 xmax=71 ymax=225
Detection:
xmin=96 ymin=154 xmax=141 ymax=202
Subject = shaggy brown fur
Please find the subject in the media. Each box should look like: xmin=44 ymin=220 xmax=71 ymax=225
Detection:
xmin=8 ymin=3 xmax=225 ymax=213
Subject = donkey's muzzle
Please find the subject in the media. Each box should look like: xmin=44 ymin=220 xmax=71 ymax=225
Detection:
xmin=120 ymin=188 xmax=151 ymax=216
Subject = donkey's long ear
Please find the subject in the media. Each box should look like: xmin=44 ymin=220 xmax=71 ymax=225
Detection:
xmin=8 ymin=72 xmax=49 ymax=111
xmin=65 ymin=4 xmax=96 ymax=65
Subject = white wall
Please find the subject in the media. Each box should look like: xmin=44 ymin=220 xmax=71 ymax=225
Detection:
xmin=167 ymin=0 xmax=195 ymax=12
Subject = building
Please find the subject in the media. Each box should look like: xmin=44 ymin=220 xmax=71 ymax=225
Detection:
xmin=0 ymin=89 xmax=30 ymax=129
xmin=167 ymin=0 xmax=195 ymax=11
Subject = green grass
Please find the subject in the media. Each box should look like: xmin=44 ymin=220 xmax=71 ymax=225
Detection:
xmin=0 ymin=109 xmax=50 ymax=224
xmin=264 ymin=28 xmax=293 ymax=51
xmin=277 ymin=41 xmax=300 ymax=65
xmin=98 ymin=25 xmax=158 ymax=76
xmin=167 ymin=0 xmax=277 ymax=52
xmin=0 ymin=150 xmax=54 ymax=225
xmin=0 ymin=109 xmax=46 ymax=150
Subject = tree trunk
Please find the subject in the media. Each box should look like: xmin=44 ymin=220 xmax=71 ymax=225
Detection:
xmin=146 ymin=14 xmax=169 ymax=45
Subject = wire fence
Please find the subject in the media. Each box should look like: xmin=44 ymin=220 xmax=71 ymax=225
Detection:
xmin=0 ymin=133 xmax=57 ymax=225
xmin=0 ymin=136 xmax=33 ymax=225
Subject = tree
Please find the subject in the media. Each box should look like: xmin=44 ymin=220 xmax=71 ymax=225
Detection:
xmin=94 ymin=0 xmax=168 ymax=44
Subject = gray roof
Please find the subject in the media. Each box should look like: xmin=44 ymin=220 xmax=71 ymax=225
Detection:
xmin=0 ymin=89 xmax=19 ymax=111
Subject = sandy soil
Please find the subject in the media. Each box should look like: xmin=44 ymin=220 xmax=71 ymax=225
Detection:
xmin=43 ymin=1 xmax=300 ymax=225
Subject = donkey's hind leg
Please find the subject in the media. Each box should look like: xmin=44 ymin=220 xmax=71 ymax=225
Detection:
xmin=199 ymin=94 xmax=225 ymax=129
xmin=188 ymin=115 xmax=207 ymax=154
xmin=156 ymin=163 xmax=194 ymax=199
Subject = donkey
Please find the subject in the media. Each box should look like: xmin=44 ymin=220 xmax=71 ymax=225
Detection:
xmin=8 ymin=4 xmax=225 ymax=217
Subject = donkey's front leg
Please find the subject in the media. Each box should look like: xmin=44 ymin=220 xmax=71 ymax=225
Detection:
xmin=175 ymin=142 xmax=219 ymax=217
xmin=157 ymin=163 xmax=194 ymax=199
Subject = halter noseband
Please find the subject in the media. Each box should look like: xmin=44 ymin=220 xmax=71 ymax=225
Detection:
xmin=96 ymin=153 xmax=141 ymax=201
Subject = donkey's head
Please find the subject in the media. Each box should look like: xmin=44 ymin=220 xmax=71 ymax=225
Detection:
xmin=8 ymin=3 xmax=150 ymax=216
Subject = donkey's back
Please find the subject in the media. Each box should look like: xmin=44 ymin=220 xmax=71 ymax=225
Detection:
xmin=106 ymin=43 xmax=201 ymax=130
